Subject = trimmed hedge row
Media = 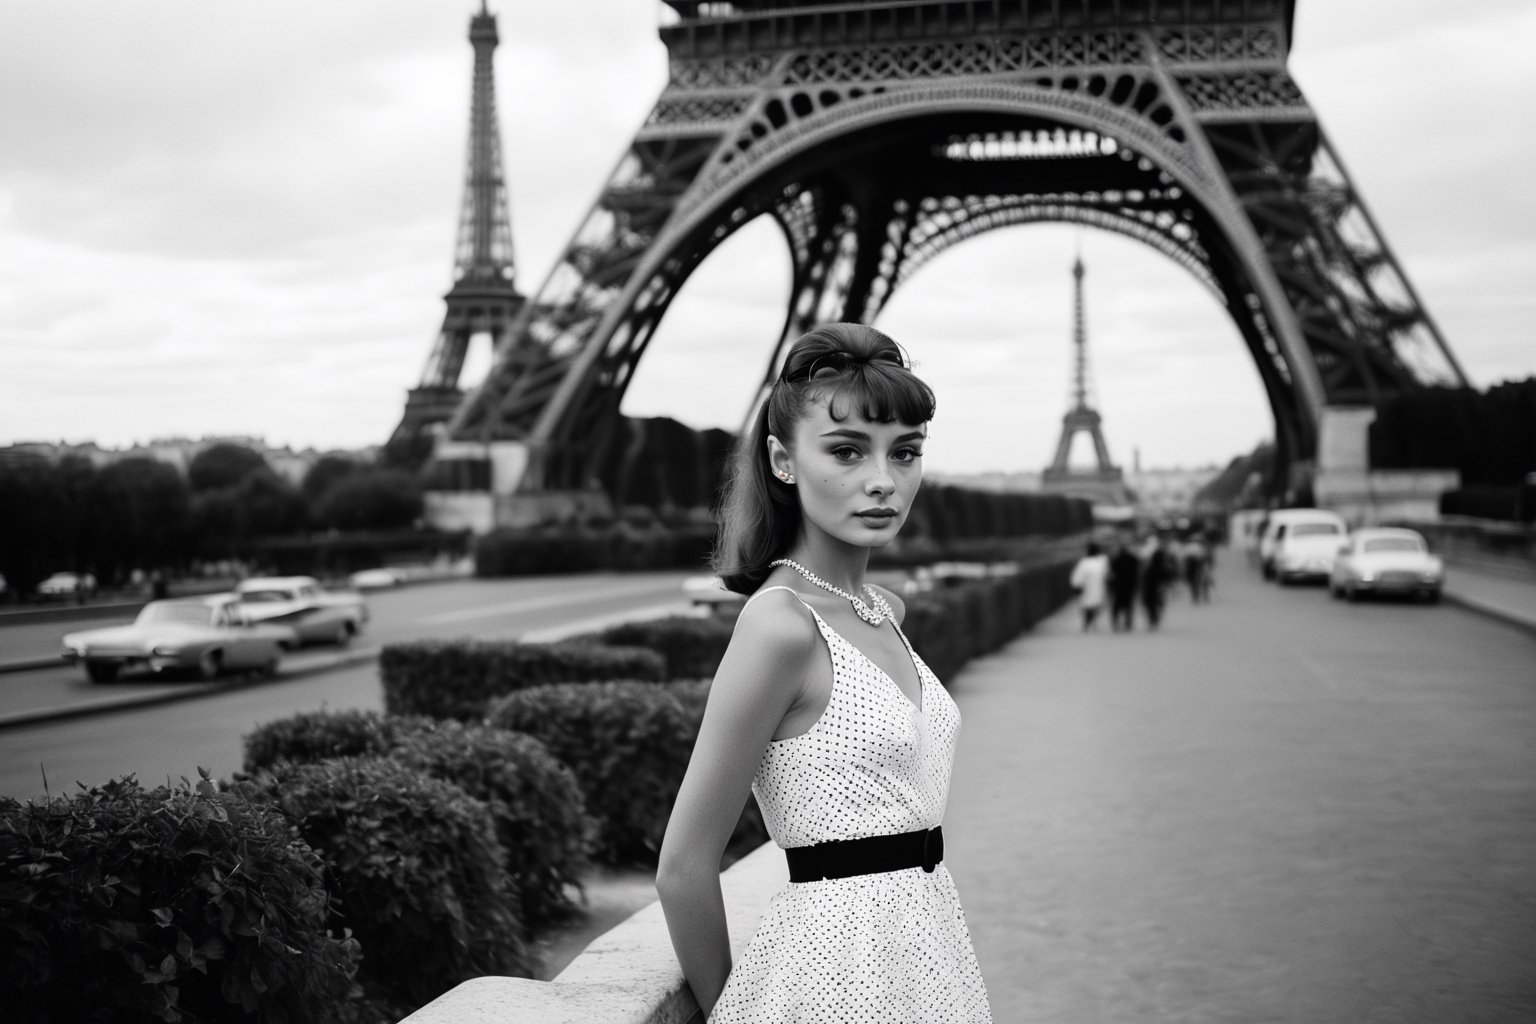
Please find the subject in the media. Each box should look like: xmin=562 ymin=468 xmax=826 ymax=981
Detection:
xmin=236 ymin=757 xmax=530 ymax=1015
xmin=588 ymin=615 xmax=736 ymax=680
xmin=902 ymin=562 xmax=1077 ymax=682
xmin=243 ymin=710 xmax=593 ymax=930
xmin=474 ymin=523 xmax=715 ymax=576
xmin=1 ymin=774 xmax=367 ymax=1024
xmin=379 ymin=638 xmax=666 ymax=721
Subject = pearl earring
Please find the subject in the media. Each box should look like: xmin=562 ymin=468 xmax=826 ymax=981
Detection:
xmin=778 ymin=471 xmax=795 ymax=484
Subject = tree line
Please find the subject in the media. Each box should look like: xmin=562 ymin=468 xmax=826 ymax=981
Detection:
xmin=0 ymin=443 xmax=424 ymax=595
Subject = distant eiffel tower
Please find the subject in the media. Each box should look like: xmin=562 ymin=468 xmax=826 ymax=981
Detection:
xmin=1041 ymin=256 xmax=1131 ymax=505
xmin=388 ymin=1 xmax=523 ymax=463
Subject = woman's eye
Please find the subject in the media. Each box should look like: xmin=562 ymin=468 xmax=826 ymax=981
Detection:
xmin=830 ymin=446 xmax=862 ymax=461
xmin=893 ymin=447 xmax=924 ymax=463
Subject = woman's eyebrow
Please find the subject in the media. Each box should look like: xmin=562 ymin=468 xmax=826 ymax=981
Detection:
xmin=819 ymin=428 xmax=870 ymax=440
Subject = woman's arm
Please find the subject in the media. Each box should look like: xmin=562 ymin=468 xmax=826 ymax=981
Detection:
xmin=657 ymin=593 xmax=819 ymax=1017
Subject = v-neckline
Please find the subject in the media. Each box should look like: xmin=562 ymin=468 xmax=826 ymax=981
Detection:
xmin=816 ymin=611 xmax=924 ymax=714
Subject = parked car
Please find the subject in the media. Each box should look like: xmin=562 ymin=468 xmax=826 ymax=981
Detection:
xmin=1330 ymin=527 xmax=1445 ymax=603
xmin=235 ymin=575 xmax=369 ymax=645
xmin=348 ymin=566 xmax=408 ymax=590
xmin=1259 ymin=509 xmax=1348 ymax=583
xmin=61 ymin=596 xmax=297 ymax=683
xmin=36 ymin=571 xmax=97 ymax=602
xmin=682 ymin=575 xmax=745 ymax=615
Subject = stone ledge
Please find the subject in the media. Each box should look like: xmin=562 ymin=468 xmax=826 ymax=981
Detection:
xmin=401 ymin=840 xmax=789 ymax=1024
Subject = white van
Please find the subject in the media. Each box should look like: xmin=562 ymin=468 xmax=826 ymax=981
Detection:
xmin=1258 ymin=509 xmax=1348 ymax=584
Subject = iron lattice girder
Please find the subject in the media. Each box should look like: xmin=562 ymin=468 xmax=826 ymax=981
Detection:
xmin=444 ymin=0 xmax=1462 ymax=493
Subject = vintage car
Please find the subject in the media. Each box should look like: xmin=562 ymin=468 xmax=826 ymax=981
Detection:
xmin=234 ymin=575 xmax=369 ymax=645
xmin=62 ymin=596 xmax=297 ymax=683
xmin=1260 ymin=509 xmax=1349 ymax=584
xmin=348 ymin=566 xmax=409 ymax=590
xmin=1330 ymin=527 xmax=1445 ymax=603
xmin=37 ymin=571 xmax=97 ymax=602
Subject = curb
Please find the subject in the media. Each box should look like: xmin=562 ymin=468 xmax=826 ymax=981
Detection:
xmin=0 ymin=647 xmax=381 ymax=732
xmin=0 ymin=656 xmax=65 ymax=674
xmin=1441 ymin=590 xmax=1536 ymax=640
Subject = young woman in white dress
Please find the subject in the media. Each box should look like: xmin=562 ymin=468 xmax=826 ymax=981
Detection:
xmin=658 ymin=323 xmax=993 ymax=1023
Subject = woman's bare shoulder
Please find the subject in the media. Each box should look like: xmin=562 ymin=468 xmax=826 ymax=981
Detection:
xmin=728 ymin=587 xmax=820 ymax=656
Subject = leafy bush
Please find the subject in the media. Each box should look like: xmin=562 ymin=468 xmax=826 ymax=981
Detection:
xmin=237 ymin=758 xmax=529 ymax=1012
xmin=589 ymin=615 xmax=736 ymax=680
xmin=487 ymin=681 xmax=701 ymax=865
xmin=379 ymin=638 xmax=666 ymax=721
xmin=387 ymin=721 xmax=594 ymax=929
xmin=243 ymin=708 xmax=418 ymax=773
xmin=0 ymin=774 xmax=363 ymax=1024
xmin=473 ymin=523 xmax=714 ymax=576
xmin=243 ymin=711 xmax=594 ymax=930
xmin=901 ymin=562 xmax=1075 ymax=681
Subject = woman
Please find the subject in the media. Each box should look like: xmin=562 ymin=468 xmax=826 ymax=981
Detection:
xmin=657 ymin=323 xmax=993 ymax=1022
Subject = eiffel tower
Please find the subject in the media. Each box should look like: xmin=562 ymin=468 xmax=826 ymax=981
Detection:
xmin=388 ymin=1 xmax=522 ymax=465
xmin=1041 ymin=256 xmax=1130 ymax=505
xmin=424 ymin=0 xmax=1468 ymax=526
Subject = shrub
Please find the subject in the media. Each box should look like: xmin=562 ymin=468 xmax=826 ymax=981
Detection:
xmin=473 ymin=523 xmax=715 ymax=576
xmin=237 ymin=758 xmax=529 ymax=1012
xmin=487 ymin=681 xmax=700 ymax=865
xmin=387 ymin=721 xmax=594 ymax=929
xmin=243 ymin=708 xmax=420 ymax=773
xmin=591 ymin=614 xmax=736 ymax=680
xmin=0 ymin=774 xmax=363 ymax=1024
xmin=901 ymin=561 xmax=1076 ymax=681
xmin=242 ymin=711 xmax=594 ymax=930
xmin=379 ymin=638 xmax=666 ymax=721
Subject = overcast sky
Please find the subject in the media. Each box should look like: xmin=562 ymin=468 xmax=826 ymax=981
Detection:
xmin=2 ymin=1 xmax=1531 ymax=474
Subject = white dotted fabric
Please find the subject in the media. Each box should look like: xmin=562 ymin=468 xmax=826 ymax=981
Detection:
xmin=710 ymin=589 xmax=993 ymax=1023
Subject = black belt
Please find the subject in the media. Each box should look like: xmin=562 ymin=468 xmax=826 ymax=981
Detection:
xmin=785 ymin=826 xmax=944 ymax=883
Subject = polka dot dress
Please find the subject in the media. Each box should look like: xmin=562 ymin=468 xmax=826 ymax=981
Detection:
xmin=710 ymin=588 xmax=993 ymax=1023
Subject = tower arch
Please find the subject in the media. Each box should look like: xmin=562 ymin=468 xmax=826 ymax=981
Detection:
xmin=428 ymin=2 xmax=1466 ymax=519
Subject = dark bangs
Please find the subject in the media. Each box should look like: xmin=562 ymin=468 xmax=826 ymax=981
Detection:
xmin=811 ymin=360 xmax=936 ymax=427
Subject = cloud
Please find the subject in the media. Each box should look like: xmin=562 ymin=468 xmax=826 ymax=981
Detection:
xmin=0 ymin=0 xmax=1531 ymax=475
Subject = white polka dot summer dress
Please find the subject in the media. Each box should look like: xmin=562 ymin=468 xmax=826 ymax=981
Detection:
xmin=709 ymin=587 xmax=993 ymax=1024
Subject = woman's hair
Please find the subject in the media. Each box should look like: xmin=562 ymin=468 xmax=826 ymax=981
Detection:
xmin=712 ymin=323 xmax=936 ymax=595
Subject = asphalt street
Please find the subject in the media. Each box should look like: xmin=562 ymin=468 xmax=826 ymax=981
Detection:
xmin=0 ymin=571 xmax=695 ymax=801
xmin=944 ymin=555 xmax=1536 ymax=1023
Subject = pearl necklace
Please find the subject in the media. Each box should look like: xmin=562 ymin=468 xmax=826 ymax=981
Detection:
xmin=771 ymin=558 xmax=892 ymax=626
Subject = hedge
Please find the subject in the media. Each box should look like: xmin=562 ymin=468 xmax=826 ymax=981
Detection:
xmin=243 ymin=707 xmax=412 ymax=772
xmin=387 ymin=721 xmax=593 ymax=929
xmin=588 ymin=615 xmax=736 ymax=680
xmin=486 ymin=681 xmax=703 ymax=865
xmin=1 ymin=774 xmax=364 ymax=1024
xmin=379 ymin=638 xmax=666 ymax=721
xmin=237 ymin=758 xmax=530 ymax=1014
xmin=901 ymin=562 xmax=1076 ymax=681
xmin=243 ymin=710 xmax=594 ymax=929
xmin=474 ymin=523 xmax=714 ymax=576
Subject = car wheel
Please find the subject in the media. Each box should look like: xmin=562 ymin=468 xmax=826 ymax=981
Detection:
xmin=1345 ymin=583 xmax=1360 ymax=604
xmin=85 ymin=661 xmax=119 ymax=684
xmin=1262 ymin=562 xmax=1275 ymax=581
xmin=195 ymin=650 xmax=221 ymax=681
xmin=1422 ymin=589 xmax=1441 ymax=605
xmin=1329 ymin=583 xmax=1343 ymax=600
xmin=333 ymin=622 xmax=353 ymax=647
xmin=258 ymin=655 xmax=281 ymax=678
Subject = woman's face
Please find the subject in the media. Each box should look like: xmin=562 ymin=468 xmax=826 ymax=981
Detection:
xmin=770 ymin=395 xmax=927 ymax=550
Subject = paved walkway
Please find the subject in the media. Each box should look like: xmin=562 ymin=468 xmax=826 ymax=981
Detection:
xmin=943 ymin=554 xmax=1536 ymax=1023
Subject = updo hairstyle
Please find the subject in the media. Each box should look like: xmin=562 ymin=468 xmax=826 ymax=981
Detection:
xmin=711 ymin=323 xmax=936 ymax=594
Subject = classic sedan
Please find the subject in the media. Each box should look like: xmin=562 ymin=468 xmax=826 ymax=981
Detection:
xmin=1329 ymin=527 xmax=1445 ymax=603
xmin=235 ymin=575 xmax=369 ymax=645
xmin=62 ymin=596 xmax=298 ymax=683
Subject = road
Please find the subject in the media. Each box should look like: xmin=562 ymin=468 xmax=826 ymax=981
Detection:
xmin=944 ymin=554 xmax=1536 ymax=1023
xmin=0 ymin=571 xmax=694 ymax=802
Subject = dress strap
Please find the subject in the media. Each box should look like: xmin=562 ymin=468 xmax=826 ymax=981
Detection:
xmin=742 ymin=584 xmax=832 ymax=634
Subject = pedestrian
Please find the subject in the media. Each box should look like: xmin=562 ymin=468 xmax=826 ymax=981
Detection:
xmin=658 ymin=323 xmax=992 ymax=1023
xmin=1141 ymin=535 xmax=1176 ymax=629
xmin=1108 ymin=540 xmax=1141 ymax=631
xmin=1069 ymin=540 xmax=1111 ymax=631
xmin=1183 ymin=532 xmax=1212 ymax=604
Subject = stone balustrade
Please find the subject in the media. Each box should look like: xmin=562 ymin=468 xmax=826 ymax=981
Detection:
xmin=401 ymin=841 xmax=788 ymax=1024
